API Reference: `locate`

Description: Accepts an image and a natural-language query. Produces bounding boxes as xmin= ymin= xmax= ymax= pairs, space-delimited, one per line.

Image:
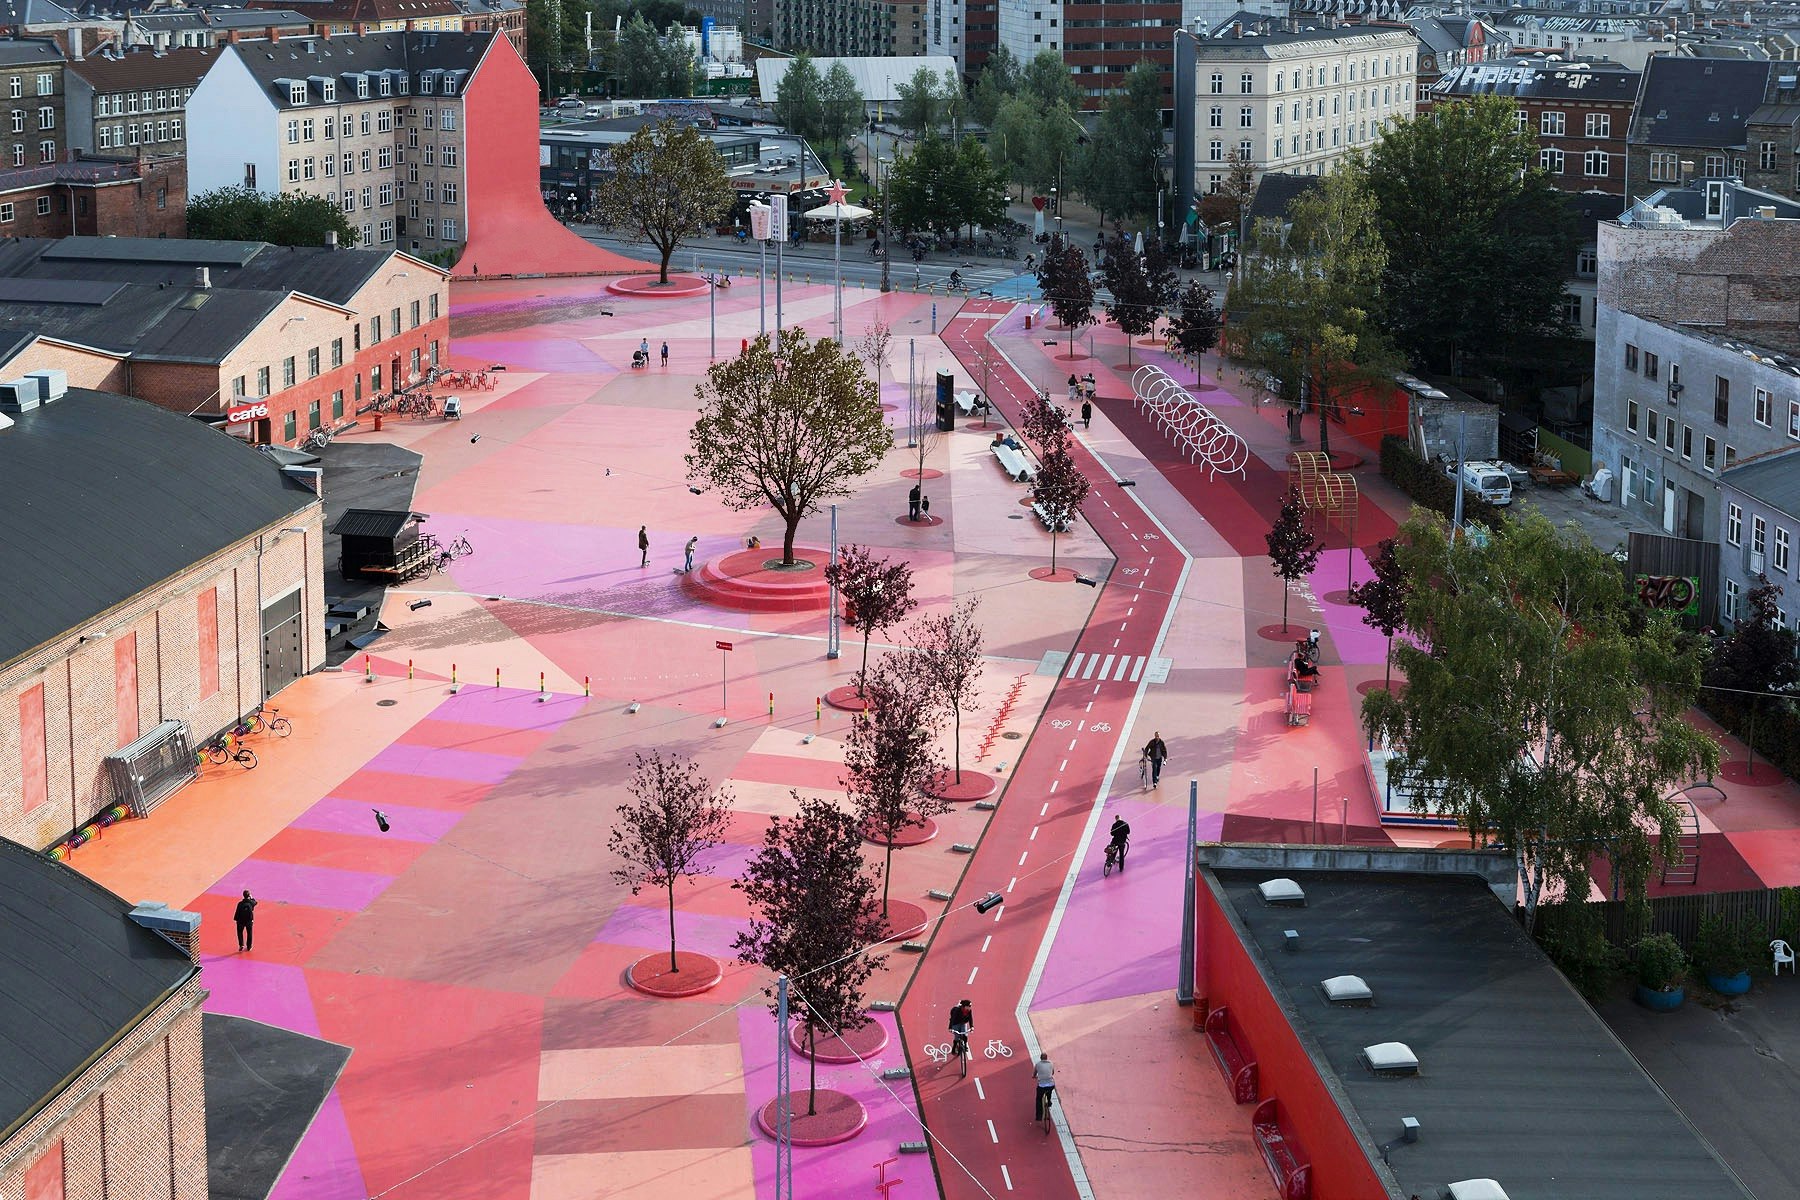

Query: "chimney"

xmin=321 ymin=27 xmax=331 ymax=39
xmin=128 ymin=902 xmax=202 ymax=962
xmin=227 ymin=30 xmax=240 ymax=44
xmin=325 ymin=229 xmax=338 ymax=248
xmin=195 ymin=266 xmax=211 ymax=288
xmin=269 ymin=27 xmax=281 ymax=43
xmin=1233 ymin=20 xmax=1243 ymax=37
xmin=70 ymin=27 xmax=83 ymax=60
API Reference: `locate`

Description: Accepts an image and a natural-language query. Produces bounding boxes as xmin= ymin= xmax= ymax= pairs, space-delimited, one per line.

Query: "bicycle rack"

xmin=974 ymin=673 xmax=1028 ymax=762
xmin=1130 ymin=365 xmax=1248 ymax=481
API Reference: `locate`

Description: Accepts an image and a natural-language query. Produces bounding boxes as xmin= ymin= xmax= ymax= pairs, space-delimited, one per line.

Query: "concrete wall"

xmin=186 ymin=47 xmax=277 ymax=195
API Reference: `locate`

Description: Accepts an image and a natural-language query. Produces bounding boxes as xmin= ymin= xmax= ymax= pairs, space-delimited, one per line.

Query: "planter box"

xmin=1705 ymin=970 xmax=1752 ymax=996
xmin=1635 ymin=984 xmax=1685 ymax=1012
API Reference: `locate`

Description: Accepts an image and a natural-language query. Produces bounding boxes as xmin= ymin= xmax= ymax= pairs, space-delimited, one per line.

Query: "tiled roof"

xmin=223 ymin=29 xmax=498 ymax=109
xmin=66 ymin=46 xmax=218 ymax=93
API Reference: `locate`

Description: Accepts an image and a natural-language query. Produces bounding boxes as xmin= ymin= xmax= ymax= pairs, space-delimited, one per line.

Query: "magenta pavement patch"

xmin=1029 ymin=804 xmax=1225 ymax=1012
xmin=268 ymin=1091 xmax=369 ymax=1200
xmin=199 ymin=959 xmax=324 ymax=1038
xmin=295 ymin=797 xmax=464 ymax=844
xmin=593 ymin=904 xmax=751 ymax=960
xmin=1306 ymin=548 xmax=1391 ymax=666
xmin=210 ymin=859 xmax=395 ymax=914
xmin=363 ymin=743 xmax=522 ymax=785
xmin=429 ymin=686 xmax=582 ymax=730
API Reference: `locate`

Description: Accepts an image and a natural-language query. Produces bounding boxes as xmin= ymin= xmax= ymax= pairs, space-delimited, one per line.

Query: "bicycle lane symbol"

xmin=982 ymin=1039 xmax=1013 ymax=1059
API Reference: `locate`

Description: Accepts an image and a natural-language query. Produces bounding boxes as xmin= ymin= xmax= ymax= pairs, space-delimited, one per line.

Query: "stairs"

xmin=1660 ymin=797 xmax=1702 ymax=886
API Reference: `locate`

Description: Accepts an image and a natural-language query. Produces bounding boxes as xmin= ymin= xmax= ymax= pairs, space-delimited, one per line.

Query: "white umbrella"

xmin=803 ymin=181 xmax=874 ymax=344
xmin=1134 ymin=230 xmax=1145 ymax=255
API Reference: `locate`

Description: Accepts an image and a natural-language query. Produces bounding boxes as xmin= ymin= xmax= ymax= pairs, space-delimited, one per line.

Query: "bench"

xmin=992 ymin=442 xmax=1034 ymax=482
xmin=1204 ymin=1007 xmax=1259 ymax=1104
xmin=1251 ymin=1098 xmax=1312 ymax=1200
xmin=1032 ymin=501 xmax=1073 ymax=532
xmin=953 ymin=390 xmax=984 ymax=416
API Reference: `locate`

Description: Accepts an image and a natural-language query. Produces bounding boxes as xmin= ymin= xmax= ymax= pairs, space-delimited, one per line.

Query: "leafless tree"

xmin=608 ymin=751 xmax=735 ymax=973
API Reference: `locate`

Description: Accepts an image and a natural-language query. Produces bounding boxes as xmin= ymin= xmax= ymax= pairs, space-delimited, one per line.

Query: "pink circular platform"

xmin=825 ymin=684 xmax=869 ymax=712
xmin=626 ymin=951 xmax=723 ymax=998
xmin=875 ymin=899 xmax=929 ymax=941
xmin=788 ymin=1014 xmax=890 ymax=1062
xmin=895 ymin=514 xmax=946 ymax=528
xmin=1030 ymin=567 xmax=1076 ymax=583
xmin=1320 ymin=590 xmax=1355 ymax=607
xmin=1257 ymin=624 xmax=1309 ymax=643
xmin=1356 ymin=680 xmax=1397 ymax=698
xmin=901 ymin=468 xmax=945 ymax=480
xmin=861 ymin=814 xmax=938 ymax=847
xmin=681 ymin=547 xmax=831 ymax=613
xmin=1019 ymin=496 xmax=1039 ymax=509
xmin=755 ymin=1090 xmax=868 ymax=1146
xmin=926 ymin=770 xmax=997 ymax=801
xmin=1720 ymin=760 xmax=1783 ymax=787
xmin=1053 ymin=351 xmax=1091 ymax=362
xmin=605 ymin=273 xmax=712 ymax=298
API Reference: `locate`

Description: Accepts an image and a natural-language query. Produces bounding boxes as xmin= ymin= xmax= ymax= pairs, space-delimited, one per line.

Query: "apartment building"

xmin=1718 ymin=449 xmax=1800 ymax=628
xmin=187 ymin=30 xmax=498 ymax=257
xmin=245 ymin=0 xmax=467 ymax=36
xmin=63 ymin=43 xmax=214 ymax=159
xmin=998 ymin=0 xmax=1183 ymax=112
xmin=1187 ymin=21 xmax=1418 ymax=194
xmin=1625 ymin=56 xmax=1770 ymax=200
xmin=129 ymin=11 xmax=315 ymax=51
xmin=0 ymin=38 xmax=64 ymax=171
xmin=772 ymin=0 xmax=892 ymax=57
xmin=1431 ymin=60 xmax=1639 ymax=195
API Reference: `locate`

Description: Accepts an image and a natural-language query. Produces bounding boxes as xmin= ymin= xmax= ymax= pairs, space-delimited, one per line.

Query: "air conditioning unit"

xmin=0 ymin=379 xmax=38 ymax=411
xmin=1750 ymin=550 xmax=1766 ymax=574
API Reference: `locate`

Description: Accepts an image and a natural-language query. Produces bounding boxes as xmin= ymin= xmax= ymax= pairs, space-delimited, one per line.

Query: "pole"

xmin=721 ymin=643 xmax=729 ymax=715
xmin=907 ymin=339 xmax=917 ymax=449
xmin=1311 ymin=766 xmax=1319 ymax=843
xmin=775 ymin=976 xmax=792 ymax=1199
xmin=826 ymin=503 xmax=841 ymax=659
xmin=759 ymin=238 xmax=767 ymax=337
xmin=1177 ymin=782 xmax=1197 ymax=1006
xmin=833 ymin=203 xmax=843 ymax=345
xmin=1452 ymin=411 xmax=1467 ymax=533
xmin=709 ymin=273 xmax=716 ymax=359
xmin=774 ymin=195 xmax=786 ymax=354
xmin=880 ymin=157 xmax=892 ymax=293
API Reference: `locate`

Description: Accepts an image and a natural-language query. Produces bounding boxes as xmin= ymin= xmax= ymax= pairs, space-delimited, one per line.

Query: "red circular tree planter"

xmin=1257 ymin=624 xmax=1310 ymax=643
xmin=875 ymin=900 xmax=929 ymax=941
xmin=626 ymin=951 xmax=724 ymax=998
xmin=861 ymin=815 xmax=938 ymax=847
xmin=605 ymin=274 xmax=712 ymax=299
xmin=755 ymin=1091 xmax=868 ymax=1146
xmin=926 ymin=771 xmax=997 ymax=801
xmin=825 ymin=684 xmax=869 ymax=712
xmin=787 ymin=1015 xmax=889 ymax=1062
xmin=1720 ymin=760 xmax=1782 ymax=786
xmin=681 ymin=547 xmax=832 ymax=613
xmin=894 ymin=514 xmax=946 ymax=528
xmin=1030 ymin=567 xmax=1077 ymax=583
xmin=900 ymin=468 xmax=944 ymax=480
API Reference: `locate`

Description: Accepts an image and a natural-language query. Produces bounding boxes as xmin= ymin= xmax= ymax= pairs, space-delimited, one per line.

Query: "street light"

xmin=879 ymin=156 xmax=893 ymax=294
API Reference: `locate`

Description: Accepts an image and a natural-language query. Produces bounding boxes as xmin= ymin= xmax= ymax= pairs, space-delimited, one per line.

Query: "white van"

xmin=1444 ymin=460 xmax=1514 ymax=506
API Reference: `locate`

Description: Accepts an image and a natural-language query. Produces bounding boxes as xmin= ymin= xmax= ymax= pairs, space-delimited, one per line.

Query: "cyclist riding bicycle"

xmin=1033 ymin=1053 xmax=1056 ymax=1121
xmin=948 ymin=269 xmax=964 ymax=291
xmin=1107 ymin=816 xmax=1132 ymax=872
xmin=948 ymin=999 xmax=973 ymax=1058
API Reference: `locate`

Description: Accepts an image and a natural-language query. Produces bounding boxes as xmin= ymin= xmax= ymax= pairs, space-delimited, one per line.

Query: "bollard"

xmin=496 ymin=667 xmax=501 ymax=689
xmin=816 ymin=695 xmax=822 ymax=721
xmin=450 ymin=662 xmax=460 ymax=694
xmin=364 ymin=655 xmax=373 ymax=683
xmin=407 ymin=658 xmax=414 ymax=680
xmin=584 ymin=675 xmax=591 ymax=698
xmin=538 ymin=671 xmax=549 ymax=703
xmin=768 ymin=691 xmax=774 ymax=717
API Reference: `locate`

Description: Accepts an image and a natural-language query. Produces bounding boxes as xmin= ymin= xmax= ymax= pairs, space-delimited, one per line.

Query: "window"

xmin=1643 ymin=351 xmax=1659 ymax=382
xmin=1209 ymin=140 xmax=1222 ymax=162
xmin=1584 ymin=151 xmax=1609 ymax=177
xmin=0 ymin=202 xmax=12 ymax=223
xmin=1779 ymin=527 xmax=1792 ymax=575
xmin=307 ymin=347 xmax=320 ymax=378
xmin=440 ymin=109 xmax=455 ymax=132
xmin=244 ymin=162 xmax=256 ymax=188
xmin=1210 ymin=105 xmax=1222 ymax=128
xmin=1756 ymin=387 xmax=1773 ymax=426
xmin=441 ymin=181 xmax=457 ymax=205
xmin=377 ymin=109 xmax=393 ymax=134
xmin=1753 ymin=515 xmax=1767 ymax=557
xmin=410 ymin=348 xmax=421 ymax=377
xmin=1650 ymin=151 xmax=1679 ymax=181
xmin=377 ymin=145 xmax=392 ymax=170
xmin=341 ymin=151 xmax=354 ymax=175
xmin=340 ymin=189 xmax=354 ymax=213
xmin=6 ymin=109 xmax=18 ymax=134
xmin=288 ymin=159 xmax=301 ymax=184
xmin=1790 ymin=398 xmax=1800 ymax=440
xmin=424 ymin=217 xmax=438 ymax=239
xmin=1682 ymin=425 xmax=1693 ymax=459
xmin=257 ymin=366 xmax=271 ymax=396
xmin=1275 ymin=72 xmax=1284 ymax=92
xmin=360 ymin=185 xmax=372 ymax=210
xmin=1714 ymin=376 xmax=1730 ymax=424
xmin=378 ymin=182 xmax=393 ymax=206
xmin=287 ymin=119 xmax=300 ymax=144
xmin=1210 ymin=72 xmax=1223 ymax=94
xmin=5 ymin=77 xmax=17 ymax=99
xmin=1562 ymin=295 xmax=1582 ymax=326
xmin=441 ymin=218 xmax=457 ymax=241
xmin=1705 ymin=154 xmax=1726 ymax=177
xmin=1627 ymin=399 xmax=1640 ymax=433
xmin=378 ymin=74 xmax=392 ymax=97
xmin=1240 ymin=106 xmax=1253 ymax=127
xmin=37 ymin=138 xmax=52 ymax=163
xmin=430 ymin=339 xmax=439 ymax=366
xmin=1516 ymin=108 xmax=1529 ymax=132
xmin=10 ymin=146 xmax=21 ymax=168
xmin=307 ymin=397 xmax=321 ymax=430
xmin=1275 ymin=104 xmax=1283 ymax=126
xmin=423 ymin=144 xmax=435 ymax=165
xmin=1648 ymin=410 xmax=1660 ymax=443
xmin=410 ymin=299 xmax=420 ymax=328
xmin=35 ymin=73 xmax=52 ymax=96
xmin=389 ymin=306 xmax=401 ymax=335
xmin=1705 ymin=436 xmax=1717 ymax=472
xmin=1586 ymin=112 xmax=1611 ymax=138
xmin=1241 ymin=73 xmax=1254 ymax=94
xmin=441 ymin=144 xmax=456 ymax=167
xmin=378 ymin=219 xmax=394 ymax=244
xmin=1665 ymin=416 xmax=1677 ymax=452
xmin=1624 ymin=344 xmax=1639 ymax=372
xmin=1575 ymin=248 xmax=1597 ymax=276
xmin=1239 ymin=140 xmax=1253 ymax=160
xmin=37 ymin=106 xmax=51 ymax=130
xmin=1539 ymin=148 xmax=1564 ymax=173
xmin=322 ymin=79 xmax=336 ymax=102
xmin=1725 ymin=578 xmax=1740 ymax=623
xmin=360 ymin=112 xmax=371 ymax=136
xmin=232 ymin=375 xmax=246 ymax=398
xmin=429 ymin=293 xmax=439 ymax=321
xmin=332 ymin=390 xmax=344 ymax=419
xmin=1727 ymin=503 xmax=1743 ymax=547
xmin=355 ymin=75 xmax=370 ymax=99
xmin=324 ymin=155 xmax=335 ymax=178
xmin=360 ymin=149 xmax=372 ymax=172
xmin=282 ymin=356 xmax=296 ymax=388
xmin=1762 ymin=140 xmax=1778 ymax=170
xmin=423 ymin=108 xmax=435 ymax=130
xmin=289 ymin=81 xmax=307 ymax=105
xmin=302 ymin=157 xmax=315 ymax=180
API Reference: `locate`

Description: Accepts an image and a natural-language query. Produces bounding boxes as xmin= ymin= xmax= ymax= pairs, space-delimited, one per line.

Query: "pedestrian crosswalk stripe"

xmin=1061 ymin=652 xmax=1160 ymax=684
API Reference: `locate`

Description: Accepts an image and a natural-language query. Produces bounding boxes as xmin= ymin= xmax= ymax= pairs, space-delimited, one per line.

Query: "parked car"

xmin=1443 ymin=459 xmax=1514 ymax=507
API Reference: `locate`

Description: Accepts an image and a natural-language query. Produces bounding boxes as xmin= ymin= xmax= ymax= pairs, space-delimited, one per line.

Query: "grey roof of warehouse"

xmin=0 ymin=836 xmax=198 ymax=1143
xmin=1629 ymin=56 xmax=1771 ymax=147
xmin=1203 ymin=860 xmax=1755 ymax=1199
xmin=0 ymin=388 xmax=318 ymax=669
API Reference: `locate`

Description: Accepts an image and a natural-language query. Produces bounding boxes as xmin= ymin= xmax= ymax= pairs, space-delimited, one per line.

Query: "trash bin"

xmin=1025 ymin=312 xmax=1033 ymax=330
xmin=373 ymin=412 xmax=383 ymax=432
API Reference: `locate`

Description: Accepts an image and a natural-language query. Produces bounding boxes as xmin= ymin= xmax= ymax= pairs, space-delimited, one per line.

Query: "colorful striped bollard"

xmin=584 ymin=676 xmax=591 ymax=698
xmin=364 ymin=655 xmax=373 ymax=683
xmin=408 ymin=658 xmax=414 ymax=680
xmin=538 ymin=671 xmax=549 ymax=703
xmin=816 ymin=695 xmax=821 ymax=721
xmin=450 ymin=663 xmax=460 ymax=694
xmin=495 ymin=667 xmax=501 ymax=689
xmin=768 ymin=691 xmax=774 ymax=718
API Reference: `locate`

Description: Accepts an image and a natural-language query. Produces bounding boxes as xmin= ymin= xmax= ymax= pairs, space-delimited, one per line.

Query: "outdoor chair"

xmin=1774 ymin=939 xmax=1795 ymax=976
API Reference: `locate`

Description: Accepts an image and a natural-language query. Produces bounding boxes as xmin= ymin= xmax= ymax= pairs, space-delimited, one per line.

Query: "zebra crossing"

xmin=1036 ymin=650 xmax=1172 ymax=684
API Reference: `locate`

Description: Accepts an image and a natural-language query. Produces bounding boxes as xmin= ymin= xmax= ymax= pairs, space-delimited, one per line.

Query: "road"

xmin=899 ymin=301 xmax=1189 ymax=1200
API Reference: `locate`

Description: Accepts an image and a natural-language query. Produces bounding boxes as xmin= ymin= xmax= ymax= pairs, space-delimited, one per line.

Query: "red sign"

xmin=716 ymin=641 xmax=734 ymax=651
xmin=1032 ymin=195 xmax=1047 ymax=212
xmin=226 ymin=402 xmax=270 ymax=423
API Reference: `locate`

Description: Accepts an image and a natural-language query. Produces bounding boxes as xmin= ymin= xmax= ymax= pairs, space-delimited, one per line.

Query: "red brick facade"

xmin=0 ymin=154 xmax=186 ymax=238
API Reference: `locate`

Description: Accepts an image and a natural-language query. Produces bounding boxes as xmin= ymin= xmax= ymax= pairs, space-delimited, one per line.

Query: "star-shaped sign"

xmin=827 ymin=179 xmax=848 ymax=206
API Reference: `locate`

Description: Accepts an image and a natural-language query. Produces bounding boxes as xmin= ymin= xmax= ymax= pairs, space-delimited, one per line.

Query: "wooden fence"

xmin=1538 ymin=887 xmax=1797 ymax=953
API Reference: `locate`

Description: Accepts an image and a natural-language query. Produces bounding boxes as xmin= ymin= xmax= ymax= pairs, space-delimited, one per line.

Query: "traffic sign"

xmin=716 ymin=640 xmax=734 ymax=651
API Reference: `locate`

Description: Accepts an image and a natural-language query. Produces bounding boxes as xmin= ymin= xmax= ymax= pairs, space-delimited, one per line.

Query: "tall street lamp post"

xmin=879 ymin=156 xmax=892 ymax=293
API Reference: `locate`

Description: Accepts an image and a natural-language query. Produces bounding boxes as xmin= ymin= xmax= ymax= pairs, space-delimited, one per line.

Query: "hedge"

xmin=1379 ymin=436 xmax=1509 ymax=530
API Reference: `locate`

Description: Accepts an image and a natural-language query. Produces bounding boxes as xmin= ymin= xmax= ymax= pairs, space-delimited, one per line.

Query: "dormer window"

xmin=378 ymin=74 xmax=392 ymax=97
xmin=396 ymin=74 xmax=409 ymax=95
xmin=356 ymin=76 xmax=370 ymax=99
xmin=322 ymin=79 xmax=336 ymax=102
xmin=421 ymin=73 xmax=434 ymax=94
xmin=442 ymin=75 xmax=456 ymax=96
xmin=289 ymin=81 xmax=307 ymax=105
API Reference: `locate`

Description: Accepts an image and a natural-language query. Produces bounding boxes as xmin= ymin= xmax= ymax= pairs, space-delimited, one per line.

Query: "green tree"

xmin=842 ymin=651 xmax=949 ymax=917
xmin=887 ymin=135 xmax=959 ymax=239
xmin=1362 ymin=510 xmax=1720 ymax=928
xmin=773 ymin=51 xmax=825 ymax=143
xmin=1363 ymin=95 xmax=1578 ymax=378
xmin=1099 ymin=232 xmax=1159 ymax=366
xmin=820 ymin=61 xmax=865 ymax=153
xmin=897 ymin=65 xmax=943 ymax=141
xmin=1021 ymin=49 xmax=1081 ymax=113
xmin=970 ymin=44 xmax=1021 ymax=126
xmin=607 ymin=750 xmax=733 ymax=973
xmin=658 ymin=25 xmax=695 ymax=98
xmin=617 ymin=15 xmax=665 ymax=99
xmin=528 ymin=0 xmax=590 ymax=98
xmin=1265 ymin=488 xmax=1322 ymax=633
xmin=1706 ymin=576 xmax=1800 ymax=761
xmin=946 ymin=136 xmax=1009 ymax=240
xmin=1229 ymin=163 xmax=1394 ymax=457
xmin=733 ymin=794 xmax=886 ymax=1114
xmin=187 ymin=186 xmax=357 ymax=247
xmin=592 ymin=117 xmax=733 ymax=282
xmin=687 ymin=330 xmax=892 ymax=565
xmin=1079 ymin=61 xmax=1162 ymax=226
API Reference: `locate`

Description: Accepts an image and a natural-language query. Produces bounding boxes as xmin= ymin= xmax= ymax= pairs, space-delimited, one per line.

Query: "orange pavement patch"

xmin=539 ymin=1043 xmax=744 ymax=1102
xmin=529 ymin=1147 xmax=755 ymax=1200
xmin=254 ymin=826 xmax=433 ymax=877
xmin=189 ymin=892 xmax=352 ymax=967
xmin=731 ymin=751 xmax=853 ymax=791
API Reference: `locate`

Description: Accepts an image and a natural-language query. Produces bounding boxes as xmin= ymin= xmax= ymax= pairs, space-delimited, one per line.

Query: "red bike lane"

xmin=897 ymin=302 xmax=1187 ymax=1200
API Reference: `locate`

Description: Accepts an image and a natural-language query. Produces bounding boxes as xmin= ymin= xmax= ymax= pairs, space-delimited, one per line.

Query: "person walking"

xmin=908 ymin=483 xmax=922 ymax=522
xmin=683 ymin=536 xmax=698 ymax=573
xmin=638 ymin=525 xmax=650 ymax=568
xmin=1142 ymin=731 xmax=1168 ymax=787
xmin=1080 ymin=398 xmax=1093 ymax=430
xmin=234 ymin=890 xmax=257 ymax=952
xmin=1067 ymin=373 xmax=1079 ymax=403
xmin=1033 ymin=1053 xmax=1057 ymax=1121
xmin=639 ymin=338 xmax=650 ymax=362
xmin=660 ymin=341 xmax=669 ymax=368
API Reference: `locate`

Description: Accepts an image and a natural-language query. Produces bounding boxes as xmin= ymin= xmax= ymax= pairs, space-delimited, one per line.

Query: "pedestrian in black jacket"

xmin=234 ymin=890 xmax=257 ymax=951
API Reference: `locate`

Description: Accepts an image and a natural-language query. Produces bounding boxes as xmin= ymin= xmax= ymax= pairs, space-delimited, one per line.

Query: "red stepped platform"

xmin=680 ymin=547 xmax=832 ymax=613
xmin=626 ymin=951 xmax=723 ymax=997
xmin=926 ymin=770 xmax=997 ymax=802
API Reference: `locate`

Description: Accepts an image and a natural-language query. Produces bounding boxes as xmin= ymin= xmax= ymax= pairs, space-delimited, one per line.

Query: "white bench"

xmin=953 ymin=390 xmax=984 ymax=416
xmin=1032 ymin=501 xmax=1073 ymax=532
xmin=992 ymin=442 xmax=1035 ymax=482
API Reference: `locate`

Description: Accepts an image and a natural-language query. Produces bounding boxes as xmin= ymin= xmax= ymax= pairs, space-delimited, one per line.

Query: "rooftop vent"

xmin=1321 ymin=975 xmax=1374 ymax=1005
xmin=1258 ymin=878 xmax=1306 ymax=906
xmin=1362 ymin=1041 xmax=1419 ymax=1076
xmin=1446 ymin=1182 xmax=1510 ymax=1200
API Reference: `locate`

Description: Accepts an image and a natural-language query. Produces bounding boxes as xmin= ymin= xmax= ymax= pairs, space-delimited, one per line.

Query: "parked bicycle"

xmin=202 ymin=733 xmax=258 ymax=770
xmin=434 ymin=533 xmax=474 ymax=570
xmin=368 ymin=393 xmax=392 ymax=413
xmin=300 ymin=427 xmax=332 ymax=452
xmin=246 ymin=703 xmax=293 ymax=737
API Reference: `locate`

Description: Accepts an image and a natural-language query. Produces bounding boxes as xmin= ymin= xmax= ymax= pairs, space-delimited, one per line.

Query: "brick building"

xmin=0 ymin=153 xmax=185 ymax=237
xmin=0 ymin=236 xmax=450 ymax=444
xmin=453 ymin=0 xmax=526 ymax=57
xmin=0 ymin=37 xmax=65 ymax=171
xmin=998 ymin=0 xmax=1184 ymax=114
xmin=0 ymin=840 xmax=207 ymax=1199
xmin=1431 ymin=60 xmax=1639 ymax=195
xmin=245 ymin=0 xmax=467 ymax=35
xmin=1625 ymin=56 xmax=1774 ymax=199
xmin=64 ymin=41 xmax=214 ymax=158
xmin=128 ymin=10 xmax=315 ymax=51
xmin=0 ymin=383 xmax=324 ymax=851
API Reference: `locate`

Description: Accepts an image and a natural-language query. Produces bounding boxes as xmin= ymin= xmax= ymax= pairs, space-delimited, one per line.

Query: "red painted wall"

xmin=1196 ymin=880 xmax=1387 ymax=1200
xmin=198 ymin=587 xmax=219 ymax=701
xmin=459 ymin=36 xmax=645 ymax=280
xmin=19 ymin=683 xmax=47 ymax=814
xmin=24 ymin=1140 xmax=62 ymax=1200
xmin=114 ymin=632 xmax=139 ymax=748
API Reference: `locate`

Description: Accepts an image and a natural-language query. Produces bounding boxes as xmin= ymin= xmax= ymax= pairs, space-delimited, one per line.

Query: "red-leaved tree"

xmin=608 ymin=750 xmax=735 ymax=973
xmin=842 ymin=652 xmax=949 ymax=916
xmin=825 ymin=544 xmax=917 ymax=692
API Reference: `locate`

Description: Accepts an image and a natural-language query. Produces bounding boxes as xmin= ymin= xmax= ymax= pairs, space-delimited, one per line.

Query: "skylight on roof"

xmin=1321 ymin=975 xmax=1372 ymax=1005
xmin=1447 ymin=1182 xmax=1510 ymax=1200
xmin=1258 ymin=878 xmax=1305 ymax=906
xmin=1362 ymin=1041 xmax=1419 ymax=1076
